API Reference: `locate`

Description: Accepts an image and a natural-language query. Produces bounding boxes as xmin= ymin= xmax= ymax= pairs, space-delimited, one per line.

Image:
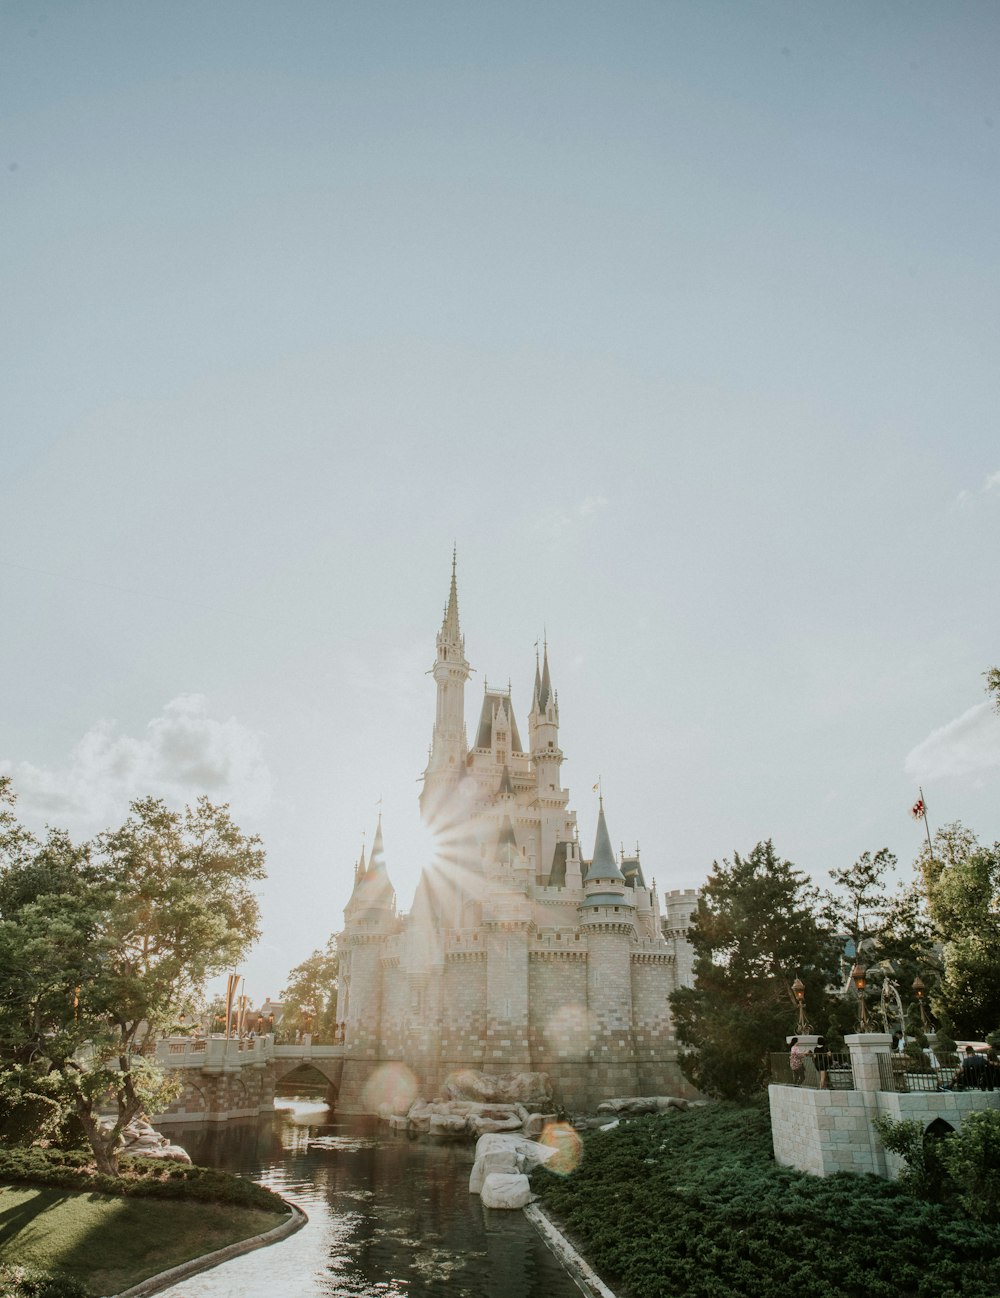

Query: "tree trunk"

xmin=74 ymin=1095 xmax=131 ymax=1176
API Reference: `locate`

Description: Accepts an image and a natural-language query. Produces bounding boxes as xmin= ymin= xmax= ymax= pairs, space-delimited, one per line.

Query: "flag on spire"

xmin=910 ymin=798 xmax=926 ymax=820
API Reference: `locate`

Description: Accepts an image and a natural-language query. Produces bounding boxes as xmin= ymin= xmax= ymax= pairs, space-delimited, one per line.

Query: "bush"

xmin=530 ymin=1103 xmax=1000 ymax=1298
xmin=0 ymin=1265 xmax=88 ymax=1298
xmin=0 ymin=1147 xmax=287 ymax=1215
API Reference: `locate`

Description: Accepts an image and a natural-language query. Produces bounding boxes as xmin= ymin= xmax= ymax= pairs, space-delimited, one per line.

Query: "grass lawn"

xmin=0 ymin=1184 xmax=286 ymax=1296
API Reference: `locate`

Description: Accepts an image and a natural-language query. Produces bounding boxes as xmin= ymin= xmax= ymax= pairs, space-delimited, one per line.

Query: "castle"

xmin=334 ymin=559 xmax=699 ymax=1113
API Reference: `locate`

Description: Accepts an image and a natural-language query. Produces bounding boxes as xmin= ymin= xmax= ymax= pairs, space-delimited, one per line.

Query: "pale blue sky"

xmin=2 ymin=1 xmax=998 ymax=1001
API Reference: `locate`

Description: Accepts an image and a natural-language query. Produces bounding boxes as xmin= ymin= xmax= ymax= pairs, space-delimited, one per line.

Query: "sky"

xmin=2 ymin=1 xmax=998 ymax=1005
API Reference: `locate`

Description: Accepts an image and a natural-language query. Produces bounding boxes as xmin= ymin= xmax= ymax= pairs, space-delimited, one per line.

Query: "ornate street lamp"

xmin=912 ymin=975 xmax=930 ymax=1032
xmin=791 ymin=976 xmax=810 ymax=1034
xmin=851 ymin=964 xmax=869 ymax=1031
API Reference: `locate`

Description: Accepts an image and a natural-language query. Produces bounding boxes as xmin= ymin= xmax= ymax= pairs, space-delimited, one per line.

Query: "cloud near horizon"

xmin=904 ymin=701 xmax=1000 ymax=782
xmin=1 ymin=695 xmax=272 ymax=836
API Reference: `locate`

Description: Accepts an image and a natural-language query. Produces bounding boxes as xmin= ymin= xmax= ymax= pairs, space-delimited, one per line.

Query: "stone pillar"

xmin=845 ymin=1032 xmax=893 ymax=1177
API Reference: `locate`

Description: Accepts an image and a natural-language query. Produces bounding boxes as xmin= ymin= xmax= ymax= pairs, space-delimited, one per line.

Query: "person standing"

xmin=789 ymin=1037 xmax=807 ymax=1085
xmin=813 ymin=1036 xmax=831 ymax=1090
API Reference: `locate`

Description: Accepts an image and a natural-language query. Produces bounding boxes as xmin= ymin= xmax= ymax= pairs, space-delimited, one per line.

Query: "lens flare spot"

xmin=539 ymin=1121 xmax=582 ymax=1175
xmin=362 ymin=1063 xmax=419 ymax=1116
xmin=545 ymin=1002 xmax=589 ymax=1042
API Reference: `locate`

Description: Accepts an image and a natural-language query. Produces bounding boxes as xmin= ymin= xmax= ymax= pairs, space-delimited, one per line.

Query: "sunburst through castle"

xmin=334 ymin=557 xmax=699 ymax=1113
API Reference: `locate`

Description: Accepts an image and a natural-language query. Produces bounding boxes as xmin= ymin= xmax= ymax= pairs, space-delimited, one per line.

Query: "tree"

xmin=986 ymin=666 xmax=1000 ymax=714
xmin=823 ymin=848 xmax=896 ymax=965
xmin=916 ymin=822 xmax=1000 ymax=1038
xmin=669 ymin=840 xmax=838 ymax=1101
xmin=280 ymin=936 xmax=339 ymax=1040
xmin=0 ymin=780 xmax=266 ymax=1172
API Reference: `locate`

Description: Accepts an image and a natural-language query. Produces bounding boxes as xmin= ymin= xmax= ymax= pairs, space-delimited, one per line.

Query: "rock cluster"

xmin=596 ymin=1095 xmax=688 ymax=1117
xmin=469 ymin=1132 xmax=559 ymax=1209
xmin=116 ymin=1117 xmax=192 ymax=1163
xmin=384 ymin=1096 xmax=558 ymax=1140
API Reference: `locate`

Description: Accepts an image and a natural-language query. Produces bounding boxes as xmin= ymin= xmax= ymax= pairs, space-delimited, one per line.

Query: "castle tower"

xmin=420 ymin=551 xmax=471 ymax=822
xmin=580 ymin=799 xmax=639 ymax=1097
xmin=337 ymin=816 xmax=398 ymax=1110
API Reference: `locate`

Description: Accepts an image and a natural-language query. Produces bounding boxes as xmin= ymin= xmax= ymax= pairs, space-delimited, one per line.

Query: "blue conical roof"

xmin=583 ymin=800 xmax=625 ymax=883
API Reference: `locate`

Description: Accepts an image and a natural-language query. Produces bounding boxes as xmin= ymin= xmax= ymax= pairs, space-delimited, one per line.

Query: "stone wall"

xmin=769 ymin=1033 xmax=1000 ymax=1180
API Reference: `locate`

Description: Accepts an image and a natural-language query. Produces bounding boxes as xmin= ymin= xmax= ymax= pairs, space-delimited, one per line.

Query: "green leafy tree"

xmin=917 ymin=823 xmax=1000 ymax=1037
xmin=280 ymin=936 xmax=339 ymax=1040
xmin=669 ymin=840 xmax=838 ymax=1100
xmin=0 ymin=779 xmax=266 ymax=1173
xmin=986 ymin=666 xmax=1000 ymax=713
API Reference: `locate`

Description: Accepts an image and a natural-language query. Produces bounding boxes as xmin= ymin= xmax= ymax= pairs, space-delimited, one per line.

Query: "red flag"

xmin=910 ymin=799 xmax=925 ymax=820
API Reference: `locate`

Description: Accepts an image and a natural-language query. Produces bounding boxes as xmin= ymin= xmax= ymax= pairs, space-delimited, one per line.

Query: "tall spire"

xmin=538 ymin=640 xmax=553 ymax=711
xmin=441 ymin=544 xmax=461 ymax=646
xmin=422 ymin=550 xmax=472 ymax=816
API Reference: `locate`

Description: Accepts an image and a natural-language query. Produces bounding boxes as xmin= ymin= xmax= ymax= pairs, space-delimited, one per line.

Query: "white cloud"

xmin=1 ymin=695 xmax=272 ymax=836
xmin=537 ymin=494 xmax=609 ymax=537
xmin=904 ymin=701 xmax=1000 ymax=782
xmin=955 ymin=468 xmax=1000 ymax=508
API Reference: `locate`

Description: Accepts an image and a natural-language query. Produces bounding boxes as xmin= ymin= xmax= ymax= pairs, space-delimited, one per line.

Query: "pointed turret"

xmin=584 ymin=798 xmax=626 ymax=883
xmin=421 ymin=552 xmax=472 ymax=817
xmin=346 ymin=815 xmax=396 ymax=923
xmin=538 ymin=642 xmax=553 ymax=712
xmin=354 ymin=842 xmax=367 ymax=887
xmin=441 ymin=546 xmax=462 ymax=648
xmin=498 ymin=764 xmax=514 ymax=797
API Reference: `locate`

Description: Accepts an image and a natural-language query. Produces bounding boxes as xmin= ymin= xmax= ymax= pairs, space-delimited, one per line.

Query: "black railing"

xmin=770 ymin=1052 xmax=855 ymax=1090
xmin=876 ymin=1051 xmax=1000 ymax=1093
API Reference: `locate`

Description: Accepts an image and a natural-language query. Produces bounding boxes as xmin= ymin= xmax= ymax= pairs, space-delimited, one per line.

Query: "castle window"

xmin=548 ymin=741 xmax=553 ymax=749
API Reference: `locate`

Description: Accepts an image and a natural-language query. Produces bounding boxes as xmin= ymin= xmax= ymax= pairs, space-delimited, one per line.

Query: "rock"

xmin=469 ymin=1148 xmax=520 ymax=1193
xmin=522 ymin=1112 xmax=556 ymax=1139
xmin=469 ymin=1134 xmax=565 ymax=1195
xmin=480 ymin=1172 xmax=532 ymax=1209
xmin=443 ymin=1069 xmax=552 ymax=1109
xmin=388 ymin=1115 xmax=410 ymax=1131
xmin=429 ymin=1114 xmax=468 ymax=1137
xmin=596 ymin=1096 xmax=688 ymax=1117
xmin=468 ymin=1115 xmax=523 ymax=1136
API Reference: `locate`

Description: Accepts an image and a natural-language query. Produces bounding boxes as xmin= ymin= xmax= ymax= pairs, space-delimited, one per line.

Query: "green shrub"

xmin=0 ymin=1264 xmax=88 ymax=1298
xmin=0 ymin=1147 xmax=286 ymax=1215
xmin=530 ymin=1103 xmax=1000 ymax=1298
xmin=937 ymin=1110 xmax=1000 ymax=1223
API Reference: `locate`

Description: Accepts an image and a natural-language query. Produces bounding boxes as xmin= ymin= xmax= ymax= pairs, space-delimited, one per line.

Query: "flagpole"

xmin=919 ymin=786 xmax=933 ymax=855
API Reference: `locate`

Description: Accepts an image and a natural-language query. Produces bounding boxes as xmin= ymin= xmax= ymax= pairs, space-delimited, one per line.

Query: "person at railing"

xmin=813 ymin=1036 xmax=831 ymax=1090
xmin=789 ymin=1037 xmax=807 ymax=1085
xmin=945 ymin=1045 xmax=991 ymax=1091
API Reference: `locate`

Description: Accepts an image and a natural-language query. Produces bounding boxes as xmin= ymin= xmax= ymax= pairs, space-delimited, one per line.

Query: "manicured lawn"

xmin=0 ymin=1184 xmax=285 ymax=1296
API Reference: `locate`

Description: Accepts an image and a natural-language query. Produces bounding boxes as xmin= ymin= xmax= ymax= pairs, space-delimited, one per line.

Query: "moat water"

xmin=163 ymin=1101 xmax=585 ymax=1298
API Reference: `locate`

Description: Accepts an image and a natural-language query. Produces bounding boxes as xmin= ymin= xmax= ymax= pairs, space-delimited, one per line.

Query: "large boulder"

xmin=468 ymin=1114 xmax=523 ymax=1137
xmin=480 ymin=1172 xmax=532 ymax=1210
xmin=596 ymin=1096 xmax=688 ymax=1117
xmin=443 ymin=1069 xmax=552 ymax=1109
xmin=429 ymin=1113 xmax=468 ymax=1137
xmin=469 ymin=1132 xmax=559 ymax=1192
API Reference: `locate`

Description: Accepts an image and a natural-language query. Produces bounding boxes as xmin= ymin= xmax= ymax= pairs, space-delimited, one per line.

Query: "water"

xmin=162 ymin=1102 xmax=585 ymax=1298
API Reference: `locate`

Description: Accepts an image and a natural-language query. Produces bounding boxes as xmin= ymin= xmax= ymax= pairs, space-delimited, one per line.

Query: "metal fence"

xmin=875 ymin=1050 xmax=999 ymax=1093
xmin=770 ymin=1052 xmax=855 ymax=1090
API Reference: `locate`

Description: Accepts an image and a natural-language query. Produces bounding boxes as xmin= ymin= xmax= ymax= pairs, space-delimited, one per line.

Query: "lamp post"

xmin=851 ymin=964 xmax=869 ymax=1032
xmin=792 ymin=976 xmax=810 ymax=1034
xmin=912 ymin=975 xmax=930 ymax=1032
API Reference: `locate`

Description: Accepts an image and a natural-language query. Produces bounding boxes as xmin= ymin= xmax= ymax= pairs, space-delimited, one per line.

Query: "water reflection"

xmin=164 ymin=1102 xmax=583 ymax=1297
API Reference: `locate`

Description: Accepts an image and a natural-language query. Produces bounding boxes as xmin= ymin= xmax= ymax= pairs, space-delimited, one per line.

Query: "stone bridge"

xmin=152 ymin=1035 xmax=344 ymax=1124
